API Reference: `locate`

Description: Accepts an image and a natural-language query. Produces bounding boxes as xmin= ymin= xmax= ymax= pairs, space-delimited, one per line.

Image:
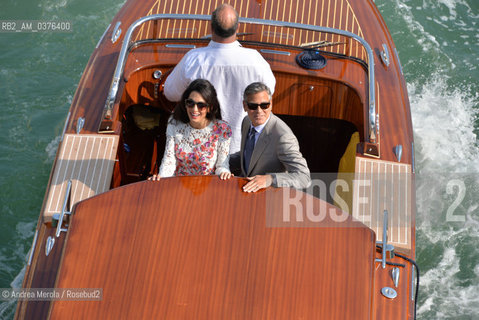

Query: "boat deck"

xmin=49 ymin=177 xmax=376 ymax=319
xmin=43 ymin=134 xmax=119 ymax=221
xmin=353 ymin=157 xmax=413 ymax=250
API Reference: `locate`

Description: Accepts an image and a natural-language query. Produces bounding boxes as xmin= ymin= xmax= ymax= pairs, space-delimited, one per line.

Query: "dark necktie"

xmin=243 ymin=127 xmax=257 ymax=174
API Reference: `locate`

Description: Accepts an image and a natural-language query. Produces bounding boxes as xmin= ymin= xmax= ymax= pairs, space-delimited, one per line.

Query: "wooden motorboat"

xmin=16 ymin=0 xmax=418 ymax=319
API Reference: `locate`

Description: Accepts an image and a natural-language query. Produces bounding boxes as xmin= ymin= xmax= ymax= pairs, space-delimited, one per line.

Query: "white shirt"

xmin=164 ymin=40 xmax=276 ymax=153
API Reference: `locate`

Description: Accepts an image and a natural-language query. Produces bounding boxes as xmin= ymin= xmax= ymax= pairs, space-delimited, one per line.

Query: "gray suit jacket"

xmin=232 ymin=113 xmax=311 ymax=189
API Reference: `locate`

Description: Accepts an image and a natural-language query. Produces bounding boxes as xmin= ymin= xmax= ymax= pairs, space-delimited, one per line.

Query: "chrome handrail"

xmin=103 ymin=14 xmax=377 ymax=142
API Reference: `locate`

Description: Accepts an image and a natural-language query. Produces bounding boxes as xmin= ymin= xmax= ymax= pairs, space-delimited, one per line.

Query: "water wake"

xmin=410 ymin=75 xmax=479 ymax=318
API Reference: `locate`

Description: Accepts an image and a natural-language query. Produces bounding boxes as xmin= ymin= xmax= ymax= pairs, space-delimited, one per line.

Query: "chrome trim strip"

xmin=411 ymin=142 xmax=415 ymax=174
xmin=104 ymin=14 xmax=377 ymax=142
xmin=393 ymin=47 xmax=403 ymax=75
xmin=27 ymin=229 xmax=39 ymax=265
xmin=61 ymin=111 xmax=71 ymax=141
xmin=96 ymin=24 xmax=111 ymax=49
xmin=260 ymin=49 xmax=291 ymax=56
xmin=411 ymin=264 xmax=415 ymax=300
xmin=165 ymin=44 xmax=196 ymax=49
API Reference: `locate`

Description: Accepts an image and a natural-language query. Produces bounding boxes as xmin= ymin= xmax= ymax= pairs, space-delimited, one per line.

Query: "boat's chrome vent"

xmin=76 ymin=117 xmax=85 ymax=134
xmin=380 ymin=43 xmax=390 ymax=67
xmin=394 ymin=144 xmax=403 ymax=162
xmin=45 ymin=236 xmax=55 ymax=256
xmin=296 ymin=50 xmax=326 ymax=70
xmin=111 ymin=21 xmax=122 ymax=43
xmin=392 ymin=267 xmax=400 ymax=287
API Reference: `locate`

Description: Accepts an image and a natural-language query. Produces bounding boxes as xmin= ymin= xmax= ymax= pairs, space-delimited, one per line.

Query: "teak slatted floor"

xmin=43 ymin=134 xmax=119 ymax=221
xmin=353 ymin=157 xmax=412 ymax=250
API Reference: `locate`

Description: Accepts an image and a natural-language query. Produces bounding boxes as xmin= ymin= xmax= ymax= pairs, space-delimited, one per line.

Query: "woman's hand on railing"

xmin=219 ymin=172 xmax=233 ymax=180
xmin=148 ymin=174 xmax=161 ymax=181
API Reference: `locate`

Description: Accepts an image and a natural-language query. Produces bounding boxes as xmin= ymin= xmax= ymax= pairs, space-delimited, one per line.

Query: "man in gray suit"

xmin=231 ymin=82 xmax=311 ymax=193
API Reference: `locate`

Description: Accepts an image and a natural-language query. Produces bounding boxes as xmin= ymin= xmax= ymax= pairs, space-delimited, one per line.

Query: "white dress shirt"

xmin=164 ymin=40 xmax=276 ymax=153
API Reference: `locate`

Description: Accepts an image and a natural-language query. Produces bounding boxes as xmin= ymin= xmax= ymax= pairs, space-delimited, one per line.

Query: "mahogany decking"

xmin=49 ymin=177 xmax=376 ymax=319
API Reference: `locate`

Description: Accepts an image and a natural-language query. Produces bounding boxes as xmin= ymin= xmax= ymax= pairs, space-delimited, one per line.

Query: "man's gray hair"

xmin=243 ymin=82 xmax=272 ymax=101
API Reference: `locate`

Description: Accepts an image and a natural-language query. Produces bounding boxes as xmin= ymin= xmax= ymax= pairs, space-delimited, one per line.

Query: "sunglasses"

xmin=185 ymin=98 xmax=208 ymax=110
xmin=245 ymin=102 xmax=271 ymax=110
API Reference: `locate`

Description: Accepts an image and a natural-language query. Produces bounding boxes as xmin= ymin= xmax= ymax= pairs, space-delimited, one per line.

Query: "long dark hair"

xmin=173 ymin=79 xmax=222 ymax=123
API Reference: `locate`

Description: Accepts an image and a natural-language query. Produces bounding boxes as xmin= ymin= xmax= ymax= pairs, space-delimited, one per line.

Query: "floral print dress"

xmin=159 ymin=117 xmax=232 ymax=177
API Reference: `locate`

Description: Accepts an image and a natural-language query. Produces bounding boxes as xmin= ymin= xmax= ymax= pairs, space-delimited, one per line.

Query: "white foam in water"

xmin=45 ymin=135 xmax=62 ymax=162
xmin=417 ymin=231 xmax=479 ymax=317
xmin=433 ymin=0 xmax=475 ymax=20
xmin=41 ymin=0 xmax=69 ymax=12
xmin=410 ymin=75 xmax=479 ymax=318
xmin=409 ymin=77 xmax=479 ymax=172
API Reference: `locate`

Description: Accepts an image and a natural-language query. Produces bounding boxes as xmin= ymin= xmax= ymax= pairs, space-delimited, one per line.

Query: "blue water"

xmin=0 ymin=0 xmax=478 ymax=318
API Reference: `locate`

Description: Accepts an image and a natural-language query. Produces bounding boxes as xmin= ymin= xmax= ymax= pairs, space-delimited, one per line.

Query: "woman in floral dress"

xmin=150 ymin=79 xmax=233 ymax=180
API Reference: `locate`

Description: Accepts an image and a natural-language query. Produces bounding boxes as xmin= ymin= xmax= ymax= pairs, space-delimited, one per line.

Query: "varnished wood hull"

xmin=17 ymin=0 xmax=416 ymax=319
xmin=50 ymin=177 xmax=378 ymax=319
